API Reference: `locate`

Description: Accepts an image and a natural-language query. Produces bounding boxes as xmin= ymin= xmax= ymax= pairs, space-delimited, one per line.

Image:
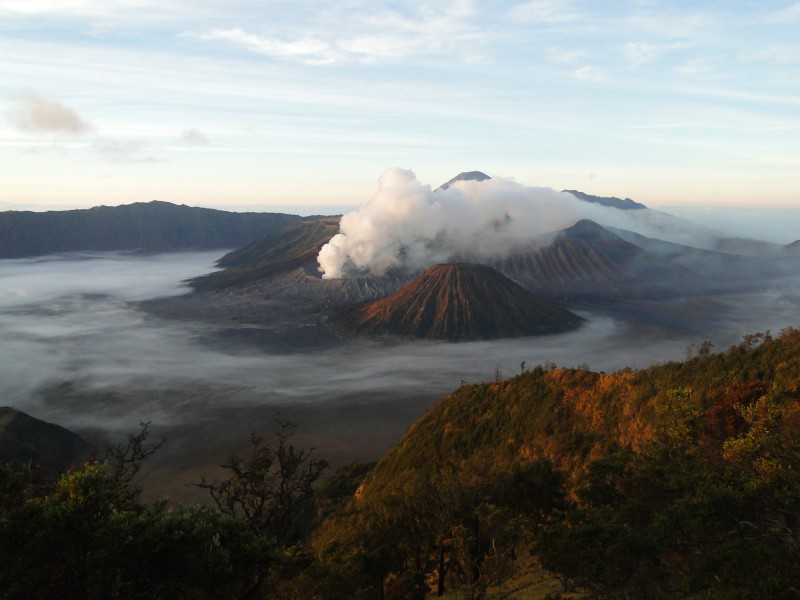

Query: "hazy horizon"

xmin=3 ymin=194 xmax=798 ymax=246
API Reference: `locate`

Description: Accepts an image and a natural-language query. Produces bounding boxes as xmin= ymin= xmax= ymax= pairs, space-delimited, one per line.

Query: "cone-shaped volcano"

xmin=328 ymin=263 xmax=583 ymax=341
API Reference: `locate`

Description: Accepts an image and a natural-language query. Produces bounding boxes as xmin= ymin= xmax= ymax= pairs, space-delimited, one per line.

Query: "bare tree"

xmin=195 ymin=420 xmax=328 ymax=541
xmin=103 ymin=420 xmax=165 ymax=500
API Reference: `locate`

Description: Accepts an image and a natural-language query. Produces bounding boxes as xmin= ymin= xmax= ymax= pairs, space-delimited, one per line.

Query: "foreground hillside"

xmin=0 ymin=201 xmax=303 ymax=257
xmin=4 ymin=328 xmax=798 ymax=599
xmin=314 ymin=328 xmax=800 ymax=599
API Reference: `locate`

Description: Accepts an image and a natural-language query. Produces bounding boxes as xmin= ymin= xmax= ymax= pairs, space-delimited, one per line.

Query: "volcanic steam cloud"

xmin=318 ymin=168 xmax=602 ymax=278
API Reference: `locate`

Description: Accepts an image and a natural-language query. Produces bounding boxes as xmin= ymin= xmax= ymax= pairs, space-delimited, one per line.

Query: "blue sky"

xmin=1 ymin=1 xmax=799 ymax=211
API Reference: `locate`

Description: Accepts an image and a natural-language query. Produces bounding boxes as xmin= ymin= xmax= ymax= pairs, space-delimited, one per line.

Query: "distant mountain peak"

xmin=563 ymin=189 xmax=647 ymax=210
xmin=436 ymin=171 xmax=491 ymax=191
xmin=563 ymin=218 xmax=610 ymax=235
xmin=558 ymin=219 xmax=629 ymax=245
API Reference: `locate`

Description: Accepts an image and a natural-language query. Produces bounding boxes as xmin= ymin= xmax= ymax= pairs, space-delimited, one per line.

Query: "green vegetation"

xmin=312 ymin=327 xmax=800 ymax=599
xmin=2 ymin=328 xmax=800 ymax=598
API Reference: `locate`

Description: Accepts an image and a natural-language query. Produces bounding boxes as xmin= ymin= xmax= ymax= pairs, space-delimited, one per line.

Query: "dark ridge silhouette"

xmin=0 ymin=407 xmax=90 ymax=477
xmin=562 ymin=189 xmax=647 ymax=210
xmin=0 ymin=200 xmax=305 ymax=258
xmin=328 ymin=263 xmax=583 ymax=341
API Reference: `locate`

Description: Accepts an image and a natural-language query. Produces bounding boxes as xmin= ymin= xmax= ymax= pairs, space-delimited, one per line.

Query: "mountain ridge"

xmin=493 ymin=218 xmax=682 ymax=303
xmin=0 ymin=407 xmax=91 ymax=477
xmin=0 ymin=200 xmax=305 ymax=258
xmin=563 ymin=189 xmax=647 ymax=210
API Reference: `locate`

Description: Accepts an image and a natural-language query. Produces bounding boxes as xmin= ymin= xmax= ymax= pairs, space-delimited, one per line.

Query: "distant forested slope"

xmin=0 ymin=201 xmax=306 ymax=257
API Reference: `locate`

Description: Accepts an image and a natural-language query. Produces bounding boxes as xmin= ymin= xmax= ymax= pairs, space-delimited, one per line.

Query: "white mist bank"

xmin=653 ymin=204 xmax=800 ymax=245
xmin=2 ymin=252 xmax=798 ymax=440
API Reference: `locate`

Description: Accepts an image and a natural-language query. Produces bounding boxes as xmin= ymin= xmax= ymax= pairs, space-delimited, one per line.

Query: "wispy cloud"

xmin=179 ymin=128 xmax=209 ymax=145
xmin=93 ymin=136 xmax=158 ymax=162
xmin=549 ymin=48 xmax=587 ymax=64
xmin=6 ymin=90 xmax=92 ymax=135
xmin=5 ymin=89 xmax=161 ymax=162
xmin=192 ymin=2 xmax=488 ymax=65
xmin=623 ymin=41 xmax=690 ymax=69
xmin=762 ymin=2 xmax=800 ymax=22
xmin=573 ymin=65 xmax=605 ymax=82
xmin=0 ymin=0 xmax=101 ymax=16
xmin=196 ymin=28 xmax=339 ymax=65
xmin=745 ymin=44 xmax=800 ymax=66
xmin=508 ymin=0 xmax=583 ymax=24
xmin=622 ymin=42 xmax=660 ymax=68
xmin=1 ymin=1 xmax=798 ymax=208
xmin=674 ymin=56 xmax=717 ymax=77
xmin=0 ymin=0 xmax=179 ymax=20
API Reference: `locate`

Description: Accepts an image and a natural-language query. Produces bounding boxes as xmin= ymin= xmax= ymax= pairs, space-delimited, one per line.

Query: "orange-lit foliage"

xmin=704 ymin=380 xmax=769 ymax=440
xmin=316 ymin=328 xmax=800 ymax=599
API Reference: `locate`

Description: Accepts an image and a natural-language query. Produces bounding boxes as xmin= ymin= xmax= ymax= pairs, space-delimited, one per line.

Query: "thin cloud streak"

xmin=509 ymin=0 xmax=583 ymax=24
xmin=179 ymin=128 xmax=209 ymax=145
xmin=197 ymin=29 xmax=340 ymax=65
xmin=194 ymin=3 xmax=488 ymax=66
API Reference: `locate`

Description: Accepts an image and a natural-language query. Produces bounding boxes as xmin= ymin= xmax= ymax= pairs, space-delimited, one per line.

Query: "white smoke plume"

xmin=318 ymin=168 xmax=609 ymax=278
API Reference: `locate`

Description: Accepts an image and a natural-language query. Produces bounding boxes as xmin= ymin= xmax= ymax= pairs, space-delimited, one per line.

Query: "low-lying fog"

xmin=2 ymin=250 xmax=798 ymax=501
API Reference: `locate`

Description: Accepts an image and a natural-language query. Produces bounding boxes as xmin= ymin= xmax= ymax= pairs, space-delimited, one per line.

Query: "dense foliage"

xmin=2 ymin=329 xmax=799 ymax=598
xmin=0 ymin=422 xmax=326 ymax=599
xmin=312 ymin=328 xmax=800 ymax=599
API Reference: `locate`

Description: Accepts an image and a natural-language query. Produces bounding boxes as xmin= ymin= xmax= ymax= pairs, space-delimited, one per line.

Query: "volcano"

xmin=435 ymin=171 xmax=491 ymax=191
xmin=328 ymin=263 xmax=583 ymax=341
xmin=493 ymin=219 xmax=683 ymax=303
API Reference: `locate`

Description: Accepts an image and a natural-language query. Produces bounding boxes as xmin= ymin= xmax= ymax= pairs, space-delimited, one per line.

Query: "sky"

xmin=1 ymin=1 xmax=799 ymax=212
